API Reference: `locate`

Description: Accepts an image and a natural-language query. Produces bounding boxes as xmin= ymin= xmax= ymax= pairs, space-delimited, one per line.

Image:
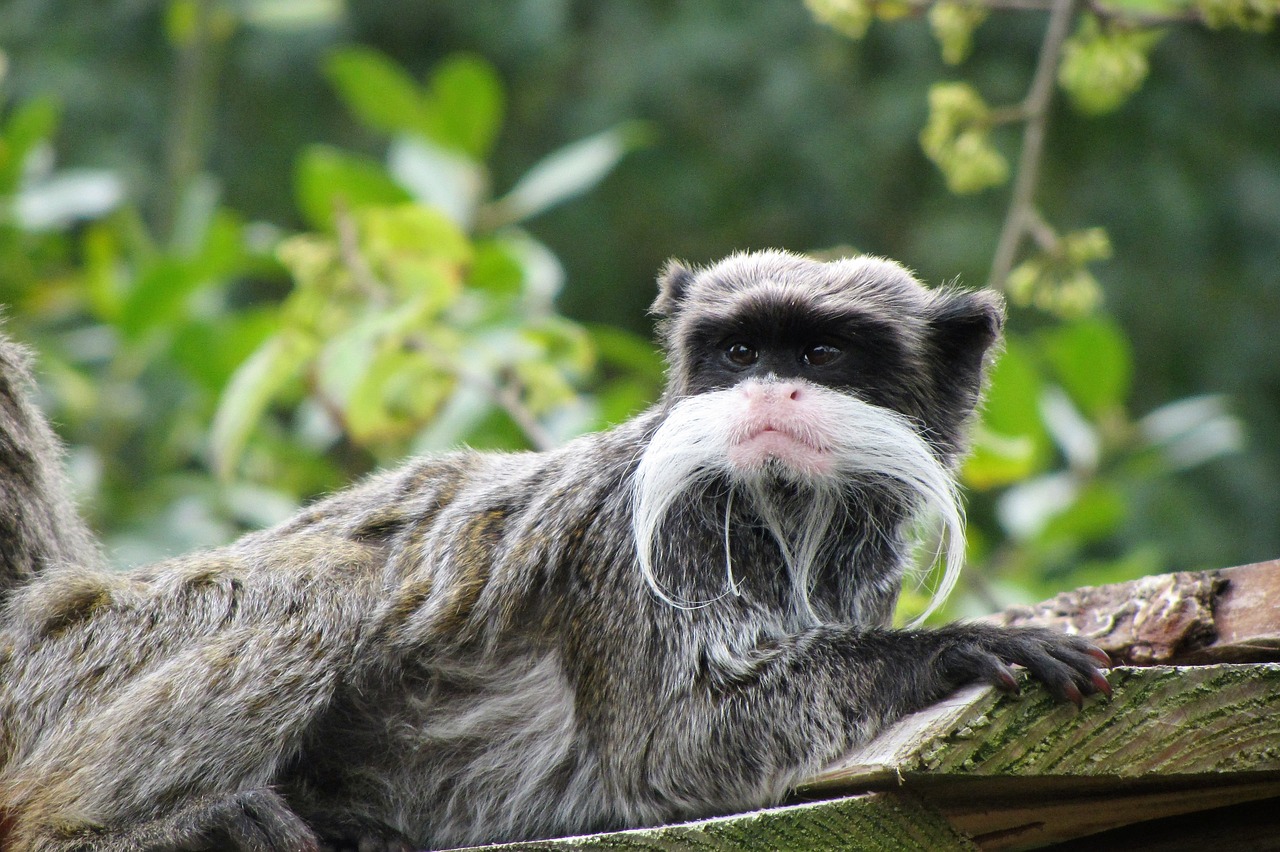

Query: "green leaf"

xmin=171 ymin=309 xmax=281 ymax=394
xmin=346 ymin=347 xmax=455 ymax=446
xmin=241 ymin=0 xmax=345 ymax=31
xmin=486 ymin=122 xmax=652 ymax=227
xmin=210 ymin=331 xmax=319 ymax=479
xmin=588 ymin=323 xmax=667 ymax=385
xmin=164 ymin=0 xmax=200 ymax=47
xmin=420 ymin=54 xmax=505 ymax=159
xmin=1062 ymin=546 xmax=1164 ymax=589
xmin=1196 ymin=0 xmax=1279 ymax=31
xmin=324 ymin=47 xmax=431 ymax=137
xmin=387 ymin=137 xmax=486 ymax=227
xmin=117 ymin=257 xmax=205 ymax=339
xmin=1006 ymin=243 xmax=1108 ymax=318
xmin=596 ymin=378 xmax=659 ymax=426
xmin=1040 ymin=316 xmax=1132 ymax=417
xmin=1107 ymin=0 xmax=1186 ymax=12
xmin=919 ymin=83 xmax=1007 ymax=194
xmin=805 ymin=0 xmax=874 ymax=38
xmin=962 ymin=426 xmax=1039 ymax=489
xmin=275 ymin=234 xmax=347 ymax=323
xmin=410 ymin=381 xmax=496 ymax=453
xmin=357 ymin=205 xmax=472 ymax=303
xmin=1058 ymin=17 xmax=1163 ymax=115
xmin=81 ymin=220 xmax=127 ymax=321
xmin=1040 ymin=482 xmax=1127 ymax=544
xmin=928 ymin=1 xmax=989 ymax=65
xmin=1139 ymin=394 xmax=1244 ymax=470
xmin=0 ymin=96 xmax=61 ymax=191
xmin=512 ymin=358 xmax=575 ymax=415
xmin=315 ymin=295 xmax=436 ymax=398
xmin=523 ymin=316 xmax=595 ymax=377
xmin=294 ymin=144 xmax=411 ymax=231
xmin=978 ymin=338 xmax=1051 ymax=450
xmin=469 ymin=239 xmax=524 ymax=297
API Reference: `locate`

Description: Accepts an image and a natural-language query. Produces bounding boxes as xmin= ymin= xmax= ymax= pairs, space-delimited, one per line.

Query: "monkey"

xmin=0 ymin=250 xmax=1111 ymax=852
xmin=0 ymin=333 xmax=101 ymax=594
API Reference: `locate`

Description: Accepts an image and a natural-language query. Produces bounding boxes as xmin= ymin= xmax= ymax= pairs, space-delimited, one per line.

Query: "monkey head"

xmin=633 ymin=250 xmax=1004 ymax=617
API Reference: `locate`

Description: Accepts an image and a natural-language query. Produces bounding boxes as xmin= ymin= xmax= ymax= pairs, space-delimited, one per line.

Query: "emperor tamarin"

xmin=0 ymin=250 xmax=1110 ymax=851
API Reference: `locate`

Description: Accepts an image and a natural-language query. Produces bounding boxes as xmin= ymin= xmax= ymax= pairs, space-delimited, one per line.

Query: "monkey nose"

xmin=742 ymin=379 xmax=804 ymax=404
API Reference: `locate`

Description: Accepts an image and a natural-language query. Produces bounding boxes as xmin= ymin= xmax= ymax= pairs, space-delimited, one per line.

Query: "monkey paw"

xmin=937 ymin=624 xmax=1112 ymax=707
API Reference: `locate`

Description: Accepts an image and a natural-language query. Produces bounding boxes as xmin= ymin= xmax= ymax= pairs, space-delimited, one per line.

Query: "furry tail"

xmin=0 ymin=331 xmax=100 ymax=600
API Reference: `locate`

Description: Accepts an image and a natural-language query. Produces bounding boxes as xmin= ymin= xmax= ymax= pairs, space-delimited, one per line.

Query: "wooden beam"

xmin=983 ymin=560 xmax=1280 ymax=666
xmin=809 ymin=664 xmax=1280 ymax=787
xmin=470 ymin=790 xmax=976 ymax=851
xmin=804 ymin=664 xmax=1280 ymax=849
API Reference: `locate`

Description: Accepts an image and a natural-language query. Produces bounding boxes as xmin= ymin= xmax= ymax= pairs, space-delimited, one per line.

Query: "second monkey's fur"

xmin=0 ymin=251 xmax=1108 ymax=851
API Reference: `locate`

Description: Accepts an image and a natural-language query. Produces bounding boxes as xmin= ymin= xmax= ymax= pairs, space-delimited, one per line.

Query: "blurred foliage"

xmin=812 ymin=0 xmax=1264 ymax=616
xmin=0 ymin=0 xmax=1277 ymax=618
xmin=919 ymin=81 xmax=1008 ymax=194
xmin=0 ymin=35 xmax=662 ymax=565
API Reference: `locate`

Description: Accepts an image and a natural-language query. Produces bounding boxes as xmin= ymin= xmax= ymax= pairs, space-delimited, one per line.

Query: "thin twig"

xmin=1025 ymin=206 xmax=1060 ymax=252
xmin=161 ymin=0 xmax=219 ymax=243
xmin=988 ymin=0 xmax=1080 ymax=291
xmin=406 ymin=333 xmax=559 ymax=452
xmin=488 ymin=374 xmax=559 ymax=452
xmin=988 ymin=104 xmax=1033 ymax=126
xmin=332 ymin=203 xmax=391 ymax=306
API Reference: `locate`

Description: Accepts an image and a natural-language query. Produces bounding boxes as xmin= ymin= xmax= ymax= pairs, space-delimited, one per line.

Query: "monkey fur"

xmin=0 ymin=251 xmax=1110 ymax=851
xmin=0 ymin=333 xmax=100 ymax=594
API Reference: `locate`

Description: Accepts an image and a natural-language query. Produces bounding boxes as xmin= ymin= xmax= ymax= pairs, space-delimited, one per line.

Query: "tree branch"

xmin=161 ymin=0 xmax=221 ymax=244
xmin=987 ymin=0 xmax=1080 ymax=291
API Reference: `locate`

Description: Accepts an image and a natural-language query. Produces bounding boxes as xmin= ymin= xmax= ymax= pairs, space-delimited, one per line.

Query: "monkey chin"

xmin=724 ymin=378 xmax=839 ymax=481
xmin=727 ymin=430 xmax=834 ymax=480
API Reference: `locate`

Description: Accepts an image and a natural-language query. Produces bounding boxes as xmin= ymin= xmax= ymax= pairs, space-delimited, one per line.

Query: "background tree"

xmin=0 ymin=0 xmax=1276 ymax=617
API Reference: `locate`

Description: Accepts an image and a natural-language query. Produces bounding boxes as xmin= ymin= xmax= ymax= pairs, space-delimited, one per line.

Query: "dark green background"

xmin=2 ymin=0 xmax=1277 ymax=571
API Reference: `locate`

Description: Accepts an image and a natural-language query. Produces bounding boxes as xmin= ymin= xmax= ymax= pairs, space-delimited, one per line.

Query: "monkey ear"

xmin=650 ymin=260 xmax=695 ymax=318
xmin=927 ymin=288 xmax=1005 ymax=375
xmin=924 ymin=289 xmax=1006 ymax=448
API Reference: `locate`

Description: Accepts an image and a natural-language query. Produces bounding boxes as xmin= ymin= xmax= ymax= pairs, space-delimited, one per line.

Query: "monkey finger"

xmin=1045 ymin=645 xmax=1112 ymax=699
xmin=986 ymin=659 xmax=1020 ymax=694
xmin=1086 ymin=645 xmax=1113 ymax=666
xmin=1013 ymin=649 xmax=1096 ymax=706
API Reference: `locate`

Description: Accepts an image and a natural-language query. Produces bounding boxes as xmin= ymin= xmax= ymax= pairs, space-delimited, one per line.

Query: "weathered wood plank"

xmin=1178 ymin=560 xmax=1280 ymax=664
xmin=803 ymin=664 xmax=1280 ymax=849
xmin=934 ymin=778 xmax=1280 ymax=850
xmin=466 ymin=792 xmax=975 ymax=851
xmin=809 ymin=664 xmax=1280 ymax=788
xmin=985 ymin=561 xmax=1280 ymax=666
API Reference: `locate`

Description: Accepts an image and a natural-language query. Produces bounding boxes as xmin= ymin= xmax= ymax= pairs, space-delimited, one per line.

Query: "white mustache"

xmin=631 ymin=380 xmax=964 ymax=624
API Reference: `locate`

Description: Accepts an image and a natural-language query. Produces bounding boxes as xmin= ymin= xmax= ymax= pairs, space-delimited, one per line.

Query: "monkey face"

xmin=651 ymin=250 xmax=1004 ymax=462
xmin=631 ymin=371 xmax=968 ymax=615
xmin=633 ymin=250 xmax=1001 ymax=613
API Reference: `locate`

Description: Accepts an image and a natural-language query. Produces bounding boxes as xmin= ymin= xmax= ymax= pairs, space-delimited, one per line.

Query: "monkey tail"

xmin=0 ymin=329 xmax=101 ymax=604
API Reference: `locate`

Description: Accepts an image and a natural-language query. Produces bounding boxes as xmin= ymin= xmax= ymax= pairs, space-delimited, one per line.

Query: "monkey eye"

xmin=802 ymin=343 xmax=842 ymax=367
xmin=724 ymin=342 xmax=759 ymax=367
